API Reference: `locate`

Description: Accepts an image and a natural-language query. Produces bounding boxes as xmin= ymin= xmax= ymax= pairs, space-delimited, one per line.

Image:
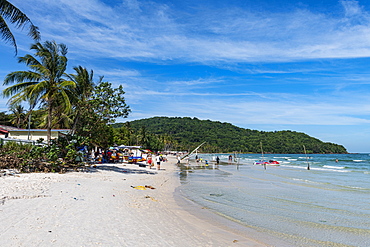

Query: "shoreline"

xmin=0 ymin=155 xmax=266 ymax=246
xmin=175 ymin=160 xmax=294 ymax=247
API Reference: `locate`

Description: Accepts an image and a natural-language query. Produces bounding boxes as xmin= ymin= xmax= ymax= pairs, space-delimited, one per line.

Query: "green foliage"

xmin=72 ymin=80 xmax=130 ymax=148
xmin=113 ymin=117 xmax=348 ymax=154
xmin=91 ymin=81 xmax=130 ymax=122
xmin=9 ymin=104 xmax=26 ymax=128
xmin=112 ymin=122 xmax=173 ymax=151
xmin=0 ymin=134 xmax=89 ymax=173
xmin=0 ymin=111 xmax=12 ymax=126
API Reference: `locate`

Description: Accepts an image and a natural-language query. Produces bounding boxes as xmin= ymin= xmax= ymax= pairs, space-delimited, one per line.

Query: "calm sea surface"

xmin=178 ymin=153 xmax=370 ymax=246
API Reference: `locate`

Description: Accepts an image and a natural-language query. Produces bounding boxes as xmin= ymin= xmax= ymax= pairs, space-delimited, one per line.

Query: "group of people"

xmin=192 ymin=155 xmax=220 ymax=165
xmin=81 ymin=146 xmax=173 ymax=170
xmin=88 ymin=149 xmax=125 ymax=163
xmin=146 ymin=153 xmax=167 ymax=170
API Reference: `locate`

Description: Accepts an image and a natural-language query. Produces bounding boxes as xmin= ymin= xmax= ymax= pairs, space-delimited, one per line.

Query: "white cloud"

xmin=94 ymin=68 xmax=140 ymax=78
xmin=341 ymin=0 xmax=363 ymax=17
xmin=10 ymin=0 xmax=370 ymax=63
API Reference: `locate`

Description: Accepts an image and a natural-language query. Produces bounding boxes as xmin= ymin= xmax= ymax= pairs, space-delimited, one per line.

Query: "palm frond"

xmin=3 ymin=70 xmax=41 ymax=85
xmin=5 ymin=89 xmax=31 ymax=106
xmin=3 ymin=80 xmax=39 ymax=97
xmin=18 ymin=54 xmax=41 ymax=66
xmin=0 ymin=0 xmax=40 ymax=53
xmin=0 ymin=15 xmax=16 ymax=52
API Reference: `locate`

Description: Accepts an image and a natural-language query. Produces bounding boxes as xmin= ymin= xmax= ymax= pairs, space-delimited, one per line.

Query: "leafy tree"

xmin=3 ymin=40 xmax=76 ymax=142
xmin=0 ymin=0 xmax=40 ymax=54
xmin=73 ymin=80 xmax=130 ymax=148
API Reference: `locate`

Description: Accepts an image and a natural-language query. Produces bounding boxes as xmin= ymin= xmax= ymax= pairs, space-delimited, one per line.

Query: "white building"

xmin=7 ymin=129 xmax=70 ymax=141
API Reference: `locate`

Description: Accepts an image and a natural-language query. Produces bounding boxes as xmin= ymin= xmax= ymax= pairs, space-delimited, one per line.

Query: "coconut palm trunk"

xmin=47 ymin=100 xmax=53 ymax=142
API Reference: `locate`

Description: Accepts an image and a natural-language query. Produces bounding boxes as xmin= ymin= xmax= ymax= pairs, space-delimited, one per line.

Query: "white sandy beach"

xmin=0 ymin=155 xmax=266 ymax=247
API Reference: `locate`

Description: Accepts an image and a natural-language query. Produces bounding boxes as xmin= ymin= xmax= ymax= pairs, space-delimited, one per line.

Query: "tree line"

xmin=115 ymin=117 xmax=348 ymax=154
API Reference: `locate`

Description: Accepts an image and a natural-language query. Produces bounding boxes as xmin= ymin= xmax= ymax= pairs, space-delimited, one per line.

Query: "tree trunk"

xmin=71 ymin=108 xmax=80 ymax=136
xmin=47 ymin=103 xmax=52 ymax=143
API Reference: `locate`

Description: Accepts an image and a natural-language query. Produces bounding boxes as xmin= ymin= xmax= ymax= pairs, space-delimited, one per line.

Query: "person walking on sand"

xmin=156 ymin=155 xmax=161 ymax=170
xmin=147 ymin=155 xmax=153 ymax=169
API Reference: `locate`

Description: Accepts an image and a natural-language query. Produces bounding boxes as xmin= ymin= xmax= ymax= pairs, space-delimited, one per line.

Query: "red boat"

xmin=254 ymin=160 xmax=279 ymax=165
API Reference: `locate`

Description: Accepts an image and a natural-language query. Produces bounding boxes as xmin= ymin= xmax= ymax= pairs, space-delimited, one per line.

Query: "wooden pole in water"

xmin=260 ymin=142 xmax=266 ymax=170
xmin=236 ymin=150 xmax=240 ymax=170
xmin=303 ymin=145 xmax=310 ymax=170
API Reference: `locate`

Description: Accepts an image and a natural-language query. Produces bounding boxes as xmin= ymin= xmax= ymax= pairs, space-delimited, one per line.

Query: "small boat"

xmin=255 ymin=142 xmax=279 ymax=167
xmin=254 ymin=160 xmax=279 ymax=165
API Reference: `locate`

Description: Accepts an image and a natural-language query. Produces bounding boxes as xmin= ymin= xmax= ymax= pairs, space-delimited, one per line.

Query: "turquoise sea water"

xmin=178 ymin=153 xmax=370 ymax=246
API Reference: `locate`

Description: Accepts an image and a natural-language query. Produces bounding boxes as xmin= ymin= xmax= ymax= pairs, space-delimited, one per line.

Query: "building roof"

xmin=9 ymin=129 xmax=70 ymax=132
xmin=0 ymin=128 xmax=8 ymax=134
xmin=0 ymin=125 xmax=23 ymax=131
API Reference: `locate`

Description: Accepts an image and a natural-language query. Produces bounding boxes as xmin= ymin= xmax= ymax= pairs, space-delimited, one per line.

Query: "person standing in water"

xmin=216 ymin=156 xmax=220 ymax=165
xmin=228 ymin=155 xmax=233 ymax=163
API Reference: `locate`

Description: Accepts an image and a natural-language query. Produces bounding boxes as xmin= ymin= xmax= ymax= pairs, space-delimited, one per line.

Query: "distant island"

xmin=113 ymin=117 xmax=347 ymax=154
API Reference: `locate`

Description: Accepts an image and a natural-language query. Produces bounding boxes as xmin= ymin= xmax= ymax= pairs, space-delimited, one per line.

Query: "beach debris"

xmin=233 ymin=240 xmax=238 ymax=243
xmin=160 ymin=179 xmax=169 ymax=186
xmin=0 ymin=169 xmax=19 ymax=177
xmin=72 ymin=197 xmax=84 ymax=201
xmin=1 ymin=195 xmax=51 ymax=205
xmin=210 ymin=193 xmax=223 ymax=197
xmin=131 ymin=185 xmax=156 ymax=190
xmin=145 ymin=195 xmax=158 ymax=201
xmin=131 ymin=185 xmax=146 ymax=190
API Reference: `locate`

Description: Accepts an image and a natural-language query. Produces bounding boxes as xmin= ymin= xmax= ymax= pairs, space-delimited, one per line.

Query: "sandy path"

xmin=0 ymin=156 xmax=265 ymax=247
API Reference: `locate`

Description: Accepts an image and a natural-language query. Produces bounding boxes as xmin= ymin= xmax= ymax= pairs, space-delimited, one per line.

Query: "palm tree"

xmin=9 ymin=104 xmax=25 ymax=128
xmin=2 ymin=40 xmax=76 ymax=142
xmin=66 ymin=66 xmax=96 ymax=135
xmin=0 ymin=0 xmax=40 ymax=54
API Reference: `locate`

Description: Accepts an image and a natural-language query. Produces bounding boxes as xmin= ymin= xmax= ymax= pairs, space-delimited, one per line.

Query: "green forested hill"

xmin=113 ymin=117 xmax=347 ymax=154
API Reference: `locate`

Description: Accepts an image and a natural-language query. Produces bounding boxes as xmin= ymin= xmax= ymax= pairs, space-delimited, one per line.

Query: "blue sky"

xmin=2 ymin=0 xmax=370 ymax=152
